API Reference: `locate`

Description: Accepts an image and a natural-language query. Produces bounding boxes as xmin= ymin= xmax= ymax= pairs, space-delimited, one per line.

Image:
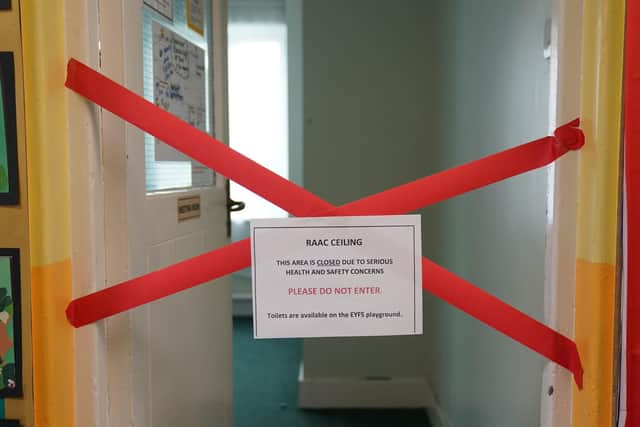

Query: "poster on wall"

xmin=143 ymin=0 xmax=173 ymax=21
xmin=187 ymin=0 xmax=205 ymax=35
xmin=0 ymin=52 xmax=18 ymax=205
xmin=0 ymin=249 xmax=21 ymax=398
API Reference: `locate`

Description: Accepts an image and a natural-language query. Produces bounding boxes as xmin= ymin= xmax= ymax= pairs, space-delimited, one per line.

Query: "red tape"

xmin=64 ymin=59 xmax=584 ymax=388
xmin=624 ymin=0 xmax=640 ymax=424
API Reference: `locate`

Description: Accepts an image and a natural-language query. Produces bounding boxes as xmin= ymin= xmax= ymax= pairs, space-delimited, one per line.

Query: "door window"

xmin=142 ymin=0 xmax=215 ymax=192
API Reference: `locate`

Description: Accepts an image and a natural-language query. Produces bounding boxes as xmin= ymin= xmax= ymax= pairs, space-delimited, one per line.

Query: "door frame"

xmin=543 ymin=0 xmax=626 ymax=425
xmin=541 ymin=0 xmax=583 ymax=426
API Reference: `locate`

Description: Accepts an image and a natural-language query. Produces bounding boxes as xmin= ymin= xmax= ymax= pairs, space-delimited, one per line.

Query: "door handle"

xmin=225 ymin=180 xmax=245 ymax=237
xmin=227 ymin=198 xmax=245 ymax=212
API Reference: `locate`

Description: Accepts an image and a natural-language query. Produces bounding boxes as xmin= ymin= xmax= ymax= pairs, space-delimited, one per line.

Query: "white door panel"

xmin=145 ymin=191 xmax=231 ymax=426
xmin=145 ymin=190 xmax=226 ymax=245
xmin=143 ymin=189 xmax=231 ymax=425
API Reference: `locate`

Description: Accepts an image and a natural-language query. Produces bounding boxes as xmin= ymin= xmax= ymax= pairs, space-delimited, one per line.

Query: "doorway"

xmin=229 ymin=0 xmax=556 ymax=426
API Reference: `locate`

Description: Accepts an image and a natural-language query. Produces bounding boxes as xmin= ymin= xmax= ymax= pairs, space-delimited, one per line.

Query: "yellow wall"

xmin=20 ymin=0 xmax=74 ymax=425
xmin=572 ymin=0 xmax=625 ymax=425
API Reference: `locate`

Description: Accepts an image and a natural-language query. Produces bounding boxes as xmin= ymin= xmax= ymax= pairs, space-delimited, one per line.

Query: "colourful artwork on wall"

xmin=0 ymin=52 xmax=18 ymax=205
xmin=0 ymin=249 xmax=21 ymax=398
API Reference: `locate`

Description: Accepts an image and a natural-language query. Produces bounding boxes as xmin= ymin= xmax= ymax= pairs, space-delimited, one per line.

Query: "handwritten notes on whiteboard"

xmin=152 ymin=21 xmax=206 ymax=162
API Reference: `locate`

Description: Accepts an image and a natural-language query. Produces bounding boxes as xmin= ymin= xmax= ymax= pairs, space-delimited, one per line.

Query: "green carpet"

xmin=233 ymin=317 xmax=431 ymax=427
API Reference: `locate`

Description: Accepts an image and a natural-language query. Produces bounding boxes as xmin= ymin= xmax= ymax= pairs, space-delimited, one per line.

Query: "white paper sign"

xmin=144 ymin=0 xmax=173 ymax=21
xmin=152 ymin=22 xmax=206 ymax=162
xmin=250 ymin=215 xmax=422 ymax=338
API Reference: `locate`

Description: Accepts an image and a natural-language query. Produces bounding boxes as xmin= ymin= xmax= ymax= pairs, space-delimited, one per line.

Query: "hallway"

xmin=233 ymin=318 xmax=431 ymax=426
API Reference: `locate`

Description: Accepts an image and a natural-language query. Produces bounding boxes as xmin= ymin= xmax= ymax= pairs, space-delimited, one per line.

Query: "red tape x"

xmin=64 ymin=59 xmax=584 ymax=388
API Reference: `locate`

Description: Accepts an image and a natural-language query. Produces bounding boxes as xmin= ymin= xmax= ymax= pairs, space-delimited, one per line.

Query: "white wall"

xmin=301 ymin=0 xmax=551 ymax=425
xmin=426 ymin=1 xmax=551 ymax=425
xmin=301 ymin=0 xmax=445 ymax=403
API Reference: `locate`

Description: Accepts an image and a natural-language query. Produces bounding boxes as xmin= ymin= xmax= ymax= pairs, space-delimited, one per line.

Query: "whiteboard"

xmin=152 ymin=21 xmax=207 ymax=162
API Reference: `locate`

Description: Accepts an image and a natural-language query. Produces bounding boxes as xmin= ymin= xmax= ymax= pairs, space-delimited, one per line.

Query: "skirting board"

xmin=427 ymin=405 xmax=450 ymax=427
xmin=298 ymin=362 xmax=443 ymax=415
xmin=232 ymin=293 xmax=253 ymax=317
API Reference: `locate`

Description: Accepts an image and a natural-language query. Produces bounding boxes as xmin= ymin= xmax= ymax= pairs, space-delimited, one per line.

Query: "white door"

xmin=98 ymin=1 xmax=232 ymax=426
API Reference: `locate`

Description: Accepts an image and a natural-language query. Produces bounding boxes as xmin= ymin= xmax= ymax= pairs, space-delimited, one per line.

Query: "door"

xmin=98 ymin=1 xmax=232 ymax=426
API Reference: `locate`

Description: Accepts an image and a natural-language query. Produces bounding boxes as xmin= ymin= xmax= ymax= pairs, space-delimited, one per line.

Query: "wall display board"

xmin=250 ymin=215 xmax=422 ymax=339
xmin=0 ymin=53 xmax=18 ymax=205
xmin=0 ymin=249 xmax=21 ymax=398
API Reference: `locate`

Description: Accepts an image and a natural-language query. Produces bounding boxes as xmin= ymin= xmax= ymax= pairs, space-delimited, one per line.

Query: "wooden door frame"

xmin=543 ymin=0 xmax=626 ymax=426
xmin=541 ymin=0 xmax=583 ymax=426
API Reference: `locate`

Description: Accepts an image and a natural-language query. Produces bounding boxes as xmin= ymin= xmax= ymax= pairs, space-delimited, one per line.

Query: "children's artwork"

xmin=0 ymin=52 xmax=18 ymax=205
xmin=0 ymin=249 xmax=21 ymax=398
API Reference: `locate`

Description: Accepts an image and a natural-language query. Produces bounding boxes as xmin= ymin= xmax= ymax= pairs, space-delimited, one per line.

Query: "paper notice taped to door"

xmin=250 ymin=215 xmax=422 ymax=338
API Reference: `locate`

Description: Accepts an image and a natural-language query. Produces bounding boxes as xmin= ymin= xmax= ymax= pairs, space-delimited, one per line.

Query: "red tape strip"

xmin=64 ymin=59 xmax=584 ymax=387
xmin=624 ymin=0 xmax=640 ymax=424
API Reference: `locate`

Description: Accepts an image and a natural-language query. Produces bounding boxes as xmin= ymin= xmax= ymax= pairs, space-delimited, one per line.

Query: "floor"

xmin=232 ymin=317 xmax=431 ymax=427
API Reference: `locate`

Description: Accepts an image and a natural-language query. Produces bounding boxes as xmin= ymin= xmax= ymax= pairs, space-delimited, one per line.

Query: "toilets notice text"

xmin=250 ymin=215 xmax=422 ymax=339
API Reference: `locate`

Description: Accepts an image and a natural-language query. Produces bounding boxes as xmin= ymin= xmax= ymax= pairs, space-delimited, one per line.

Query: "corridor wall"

xmin=301 ymin=0 xmax=554 ymax=425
